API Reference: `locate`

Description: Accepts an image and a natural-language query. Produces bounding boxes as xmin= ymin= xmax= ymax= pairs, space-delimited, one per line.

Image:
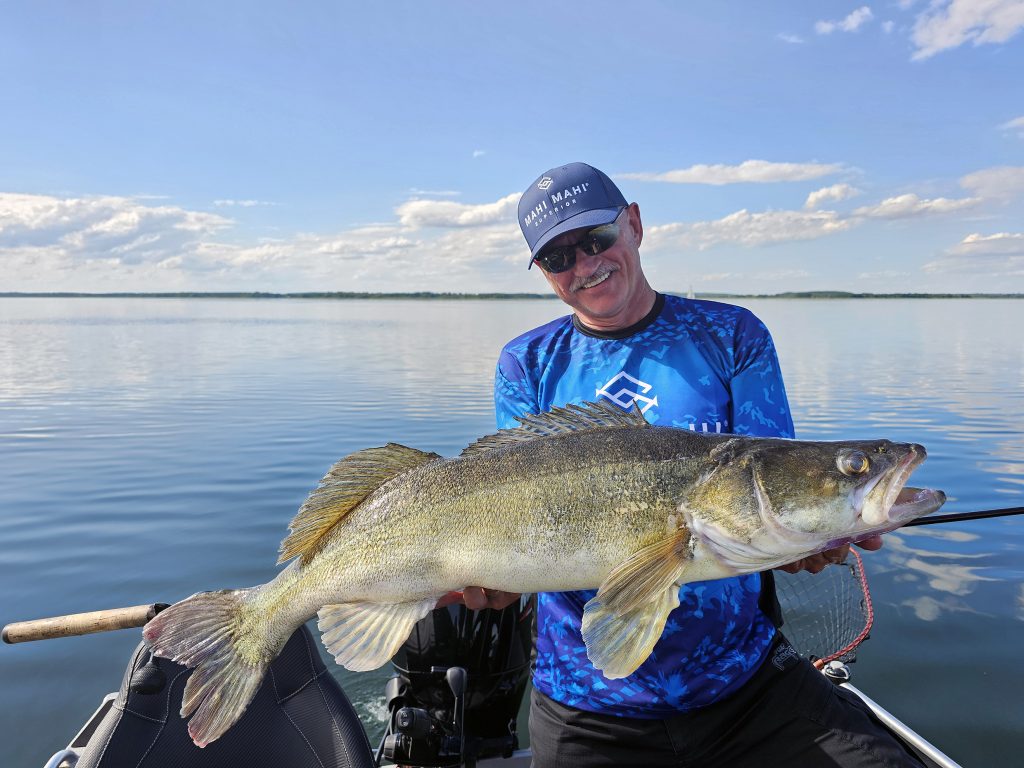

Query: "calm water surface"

xmin=1 ymin=297 xmax=1022 ymax=767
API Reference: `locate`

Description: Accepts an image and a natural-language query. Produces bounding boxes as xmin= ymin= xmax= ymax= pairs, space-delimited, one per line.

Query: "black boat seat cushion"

xmin=75 ymin=624 xmax=375 ymax=768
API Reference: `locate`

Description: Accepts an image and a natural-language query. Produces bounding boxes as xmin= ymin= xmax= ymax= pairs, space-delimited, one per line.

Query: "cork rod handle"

xmin=2 ymin=603 xmax=168 ymax=644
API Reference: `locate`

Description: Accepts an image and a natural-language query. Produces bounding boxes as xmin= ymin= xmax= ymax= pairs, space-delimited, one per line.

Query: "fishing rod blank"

xmin=903 ymin=506 xmax=1024 ymax=527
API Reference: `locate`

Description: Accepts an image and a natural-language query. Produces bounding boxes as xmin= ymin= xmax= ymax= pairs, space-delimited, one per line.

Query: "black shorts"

xmin=528 ymin=635 xmax=927 ymax=768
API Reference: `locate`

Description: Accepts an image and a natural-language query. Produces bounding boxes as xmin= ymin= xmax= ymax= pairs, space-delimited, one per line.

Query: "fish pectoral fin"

xmin=317 ymin=597 xmax=438 ymax=672
xmin=594 ymin=528 xmax=691 ymax=614
xmin=279 ymin=444 xmax=441 ymax=565
xmin=581 ymin=529 xmax=691 ymax=679
xmin=581 ymin=582 xmax=681 ymax=680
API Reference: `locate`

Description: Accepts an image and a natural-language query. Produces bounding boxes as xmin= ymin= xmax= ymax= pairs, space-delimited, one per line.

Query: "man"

xmin=475 ymin=162 xmax=924 ymax=767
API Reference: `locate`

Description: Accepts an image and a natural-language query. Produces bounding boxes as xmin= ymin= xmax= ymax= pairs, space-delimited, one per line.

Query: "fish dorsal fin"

xmin=278 ymin=443 xmax=441 ymax=565
xmin=461 ymin=400 xmax=649 ymax=457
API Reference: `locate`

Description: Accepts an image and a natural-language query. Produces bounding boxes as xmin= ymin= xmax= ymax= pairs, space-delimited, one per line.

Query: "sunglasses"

xmin=533 ymin=216 xmax=624 ymax=274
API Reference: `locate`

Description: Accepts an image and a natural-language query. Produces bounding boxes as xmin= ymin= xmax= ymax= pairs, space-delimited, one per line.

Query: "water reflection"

xmin=0 ymin=296 xmax=1022 ymax=768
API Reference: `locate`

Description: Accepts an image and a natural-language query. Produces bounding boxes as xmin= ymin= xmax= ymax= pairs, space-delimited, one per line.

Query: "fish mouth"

xmin=858 ymin=444 xmax=944 ymax=527
xmin=884 ymin=486 xmax=946 ymax=524
xmin=818 ymin=486 xmax=947 ymax=551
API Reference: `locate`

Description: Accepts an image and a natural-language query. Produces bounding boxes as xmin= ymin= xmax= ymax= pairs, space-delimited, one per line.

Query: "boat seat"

xmin=74 ymin=624 xmax=375 ymax=768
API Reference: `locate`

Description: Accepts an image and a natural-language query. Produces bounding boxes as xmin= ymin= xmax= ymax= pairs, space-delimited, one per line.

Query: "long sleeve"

xmin=494 ymin=347 xmax=539 ymax=430
xmin=728 ymin=311 xmax=795 ymax=439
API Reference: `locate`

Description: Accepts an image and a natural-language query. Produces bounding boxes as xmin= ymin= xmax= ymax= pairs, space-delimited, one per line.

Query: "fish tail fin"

xmin=143 ymin=588 xmax=272 ymax=747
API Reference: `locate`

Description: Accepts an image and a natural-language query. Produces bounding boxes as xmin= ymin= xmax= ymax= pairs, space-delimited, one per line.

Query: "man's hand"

xmin=776 ymin=534 xmax=884 ymax=575
xmin=435 ymin=587 xmax=521 ymax=611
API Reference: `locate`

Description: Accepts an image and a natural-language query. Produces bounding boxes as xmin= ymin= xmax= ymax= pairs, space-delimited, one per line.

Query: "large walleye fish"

xmin=144 ymin=401 xmax=945 ymax=746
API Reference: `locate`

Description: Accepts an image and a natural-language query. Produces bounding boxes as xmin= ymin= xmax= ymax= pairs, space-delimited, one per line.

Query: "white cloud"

xmin=857 ymin=269 xmax=912 ymax=280
xmin=911 ymin=0 xmax=1024 ymax=60
xmin=0 ymin=190 xmax=526 ymax=292
xmin=805 ymin=183 xmax=861 ymax=210
xmin=213 ymin=199 xmax=276 ymax=207
xmin=691 ymin=269 xmax=812 ymax=284
xmin=816 ymin=6 xmax=874 ymax=34
xmin=959 ymin=165 xmax=1024 ymax=200
xmin=882 ymin=20 xmax=896 ymax=33
xmin=999 ymin=116 xmax=1024 ymax=137
xmin=0 ymin=193 xmax=231 ymax=259
xmin=949 ymin=231 xmax=1024 ymax=255
xmin=778 ymin=33 xmax=805 ymax=44
xmin=407 ymin=188 xmax=461 ymax=198
xmin=924 ymin=231 xmax=1024 ymax=274
xmin=647 ymin=208 xmax=853 ymax=251
xmin=1000 ymin=116 xmax=1024 ymax=129
xmin=394 ymin=193 xmax=518 ymax=228
xmin=472 ymin=149 xmax=487 ymax=158
xmin=619 ymin=160 xmax=843 ymax=185
xmin=852 ymin=192 xmax=980 ymax=218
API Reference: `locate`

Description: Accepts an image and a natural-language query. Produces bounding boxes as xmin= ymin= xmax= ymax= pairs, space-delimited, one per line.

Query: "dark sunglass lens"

xmin=588 ymin=224 xmax=620 ymax=254
xmin=536 ymin=246 xmax=574 ymax=273
xmin=536 ymin=221 xmax=620 ymax=273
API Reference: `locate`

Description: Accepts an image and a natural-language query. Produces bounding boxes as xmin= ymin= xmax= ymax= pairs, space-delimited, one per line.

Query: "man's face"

xmin=537 ymin=203 xmax=653 ymax=331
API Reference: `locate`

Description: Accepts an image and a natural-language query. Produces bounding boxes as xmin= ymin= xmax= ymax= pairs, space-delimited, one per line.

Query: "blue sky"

xmin=2 ymin=1 xmax=1022 ymax=294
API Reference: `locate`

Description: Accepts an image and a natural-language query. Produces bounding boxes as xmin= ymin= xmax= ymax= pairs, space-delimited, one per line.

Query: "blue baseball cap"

xmin=519 ymin=162 xmax=628 ymax=269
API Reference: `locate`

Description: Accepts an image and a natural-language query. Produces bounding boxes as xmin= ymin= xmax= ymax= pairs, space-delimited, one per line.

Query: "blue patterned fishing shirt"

xmin=494 ymin=293 xmax=795 ymax=718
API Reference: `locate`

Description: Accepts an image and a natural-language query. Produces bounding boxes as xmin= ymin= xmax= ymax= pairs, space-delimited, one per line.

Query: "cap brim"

xmin=527 ymin=207 xmax=623 ymax=268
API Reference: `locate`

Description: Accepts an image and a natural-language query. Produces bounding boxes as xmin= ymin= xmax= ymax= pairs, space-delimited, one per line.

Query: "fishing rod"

xmin=903 ymin=505 xmax=1024 ymax=527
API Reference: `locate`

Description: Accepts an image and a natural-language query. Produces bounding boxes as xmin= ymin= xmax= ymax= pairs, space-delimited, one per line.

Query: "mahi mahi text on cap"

xmin=523 ymin=182 xmax=592 ymax=227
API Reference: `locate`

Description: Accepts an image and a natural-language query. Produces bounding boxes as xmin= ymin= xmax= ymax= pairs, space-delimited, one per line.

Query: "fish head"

xmin=681 ymin=436 xmax=946 ymax=571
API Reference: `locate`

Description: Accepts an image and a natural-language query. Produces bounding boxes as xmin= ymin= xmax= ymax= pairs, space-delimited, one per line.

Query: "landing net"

xmin=774 ymin=549 xmax=874 ymax=667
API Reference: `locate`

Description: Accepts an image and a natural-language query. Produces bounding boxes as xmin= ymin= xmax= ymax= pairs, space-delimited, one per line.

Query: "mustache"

xmin=570 ymin=264 xmax=618 ymax=292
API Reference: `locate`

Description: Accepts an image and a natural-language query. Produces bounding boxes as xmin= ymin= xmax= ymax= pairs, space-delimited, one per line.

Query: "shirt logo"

xmin=771 ymin=641 xmax=799 ymax=671
xmin=596 ymin=372 xmax=658 ymax=414
xmin=537 ymin=176 xmax=553 ymax=190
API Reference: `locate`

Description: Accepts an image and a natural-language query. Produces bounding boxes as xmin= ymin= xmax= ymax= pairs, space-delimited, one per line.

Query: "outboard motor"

xmin=70 ymin=625 xmax=374 ymax=768
xmin=383 ymin=600 xmax=534 ymax=767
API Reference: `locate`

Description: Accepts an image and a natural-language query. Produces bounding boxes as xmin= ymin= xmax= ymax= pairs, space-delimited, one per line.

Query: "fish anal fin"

xmin=581 ymin=528 xmax=691 ymax=679
xmin=279 ymin=444 xmax=441 ymax=565
xmin=461 ymin=400 xmax=649 ymax=456
xmin=317 ymin=597 xmax=439 ymax=672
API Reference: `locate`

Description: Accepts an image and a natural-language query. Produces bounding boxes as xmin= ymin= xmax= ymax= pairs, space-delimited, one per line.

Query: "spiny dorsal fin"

xmin=279 ymin=443 xmax=441 ymax=565
xmin=461 ymin=399 xmax=649 ymax=457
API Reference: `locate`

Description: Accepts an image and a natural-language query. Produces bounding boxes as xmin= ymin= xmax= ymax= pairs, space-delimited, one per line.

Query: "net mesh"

xmin=774 ymin=549 xmax=874 ymax=667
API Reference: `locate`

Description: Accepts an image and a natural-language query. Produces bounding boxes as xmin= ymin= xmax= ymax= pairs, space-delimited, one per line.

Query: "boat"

xmin=21 ymin=552 xmax=963 ymax=768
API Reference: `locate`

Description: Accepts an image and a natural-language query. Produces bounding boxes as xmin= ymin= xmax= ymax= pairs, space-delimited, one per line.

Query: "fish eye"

xmin=837 ymin=450 xmax=870 ymax=476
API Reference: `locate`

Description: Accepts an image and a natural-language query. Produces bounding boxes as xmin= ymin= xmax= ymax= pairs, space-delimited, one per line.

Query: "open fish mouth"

xmin=854 ymin=444 xmax=933 ymax=527
xmin=817 ymin=485 xmax=947 ymax=552
xmin=887 ymin=486 xmax=946 ymax=523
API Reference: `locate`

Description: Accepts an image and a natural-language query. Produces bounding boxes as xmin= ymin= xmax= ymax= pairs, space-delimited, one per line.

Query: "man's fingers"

xmin=462 ymin=586 xmax=489 ymax=610
xmin=854 ymin=534 xmax=884 ymax=552
xmin=450 ymin=587 xmax=522 ymax=611
xmin=435 ymin=591 xmax=465 ymax=609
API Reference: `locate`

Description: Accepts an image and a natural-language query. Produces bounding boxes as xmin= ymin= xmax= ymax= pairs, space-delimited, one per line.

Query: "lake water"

xmin=1 ymin=296 xmax=1021 ymax=767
